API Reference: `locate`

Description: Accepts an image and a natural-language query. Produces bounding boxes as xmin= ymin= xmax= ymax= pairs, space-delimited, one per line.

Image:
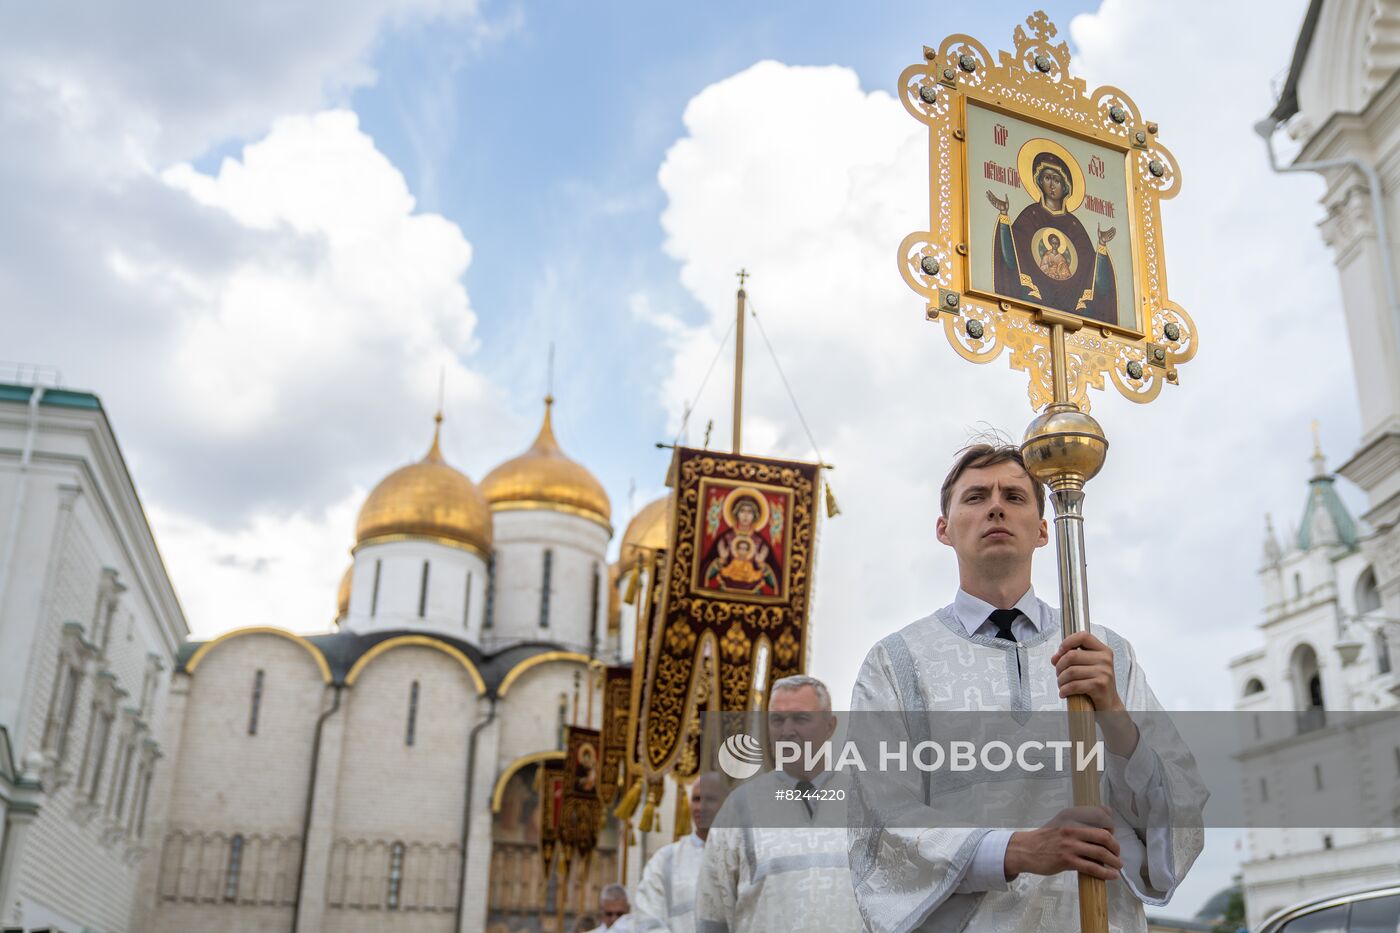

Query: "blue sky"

xmin=345 ymin=1 xmax=1098 ymax=504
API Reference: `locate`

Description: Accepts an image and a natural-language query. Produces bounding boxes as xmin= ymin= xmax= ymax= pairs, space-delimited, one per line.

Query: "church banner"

xmin=638 ymin=447 xmax=820 ymax=777
xmin=539 ymin=758 xmax=565 ymax=878
xmin=599 ymin=666 xmax=631 ymax=808
xmin=561 ymin=726 xmax=603 ymax=858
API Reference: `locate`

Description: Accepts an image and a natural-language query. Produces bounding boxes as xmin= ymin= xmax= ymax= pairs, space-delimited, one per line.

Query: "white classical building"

xmin=126 ymin=398 xmax=680 ymax=933
xmin=1233 ymin=0 xmax=1400 ymax=927
xmin=0 ymin=381 xmax=188 ymax=932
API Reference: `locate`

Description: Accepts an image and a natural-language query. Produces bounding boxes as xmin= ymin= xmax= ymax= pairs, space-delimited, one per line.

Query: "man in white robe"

xmin=848 ymin=443 xmax=1207 ymax=933
xmin=585 ymin=883 xmax=637 ymax=932
xmin=633 ymin=772 xmax=728 ymax=932
xmin=695 ymin=675 xmax=864 ymax=933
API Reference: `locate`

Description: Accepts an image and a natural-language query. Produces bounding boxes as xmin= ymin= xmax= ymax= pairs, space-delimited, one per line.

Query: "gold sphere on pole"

xmin=1020 ymin=403 xmax=1109 ymax=491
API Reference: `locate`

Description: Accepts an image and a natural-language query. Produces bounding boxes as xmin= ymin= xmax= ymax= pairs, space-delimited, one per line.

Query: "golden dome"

xmin=619 ymin=494 xmax=671 ymax=567
xmin=336 ymin=565 xmax=352 ymax=619
xmin=355 ymin=414 xmax=493 ymax=555
xmin=480 ymin=397 xmax=611 ymax=529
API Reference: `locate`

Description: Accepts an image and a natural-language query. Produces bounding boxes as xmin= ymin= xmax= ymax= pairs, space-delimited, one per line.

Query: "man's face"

xmin=600 ymin=896 xmax=628 ymax=927
xmin=690 ymin=775 xmax=728 ymax=835
xmin=768 ymin=685 xmax=836 ymax=773
xmin=936 ymin=460 xmax=1048 ymax=571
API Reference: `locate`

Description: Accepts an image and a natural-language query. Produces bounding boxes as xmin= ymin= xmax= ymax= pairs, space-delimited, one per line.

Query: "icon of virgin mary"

xmin=699 ymin=488 xmax=782 ymax=597
xmin=985 ymin=139 xmax=1119 ymax=325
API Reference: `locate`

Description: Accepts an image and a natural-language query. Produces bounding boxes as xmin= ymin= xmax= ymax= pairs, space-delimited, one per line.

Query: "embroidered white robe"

xmin=695 ymin=769 xmax=864 ymax=933
xmin=634 ymin=833 xmax=706 ymax=933
xmin=847 ymin=607 xmax=1207 ymax=933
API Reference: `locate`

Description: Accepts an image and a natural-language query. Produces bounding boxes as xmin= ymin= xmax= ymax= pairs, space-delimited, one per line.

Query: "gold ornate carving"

xmin=898 ymin=11 xmax=1196 ymax=410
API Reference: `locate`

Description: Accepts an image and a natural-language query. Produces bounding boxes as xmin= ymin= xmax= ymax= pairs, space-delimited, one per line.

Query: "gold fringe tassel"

xmin=613 ymin=778 xmax=643 ymax=821
xmin=673 ymin=783 xmax=692 ymax=841
xmin=824 ymin=483 xmax=841 ymax=518
xmin=637 ymin=780 xmax=663 ymax=833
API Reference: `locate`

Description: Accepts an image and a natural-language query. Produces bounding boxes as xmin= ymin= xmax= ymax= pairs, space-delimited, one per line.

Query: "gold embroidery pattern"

xmin=638 ymin=448 xmax=819 ymax=778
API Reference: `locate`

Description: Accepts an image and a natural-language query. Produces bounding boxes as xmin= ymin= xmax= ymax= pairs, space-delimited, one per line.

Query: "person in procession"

xmin=694 ymin=675 xmax=863 ymax=933
xmin=632 ymin=771 xmax=729 ymax=933
xmin=585 ymin=883 xmax=636 ymax=932
xmin=847 ymin=442 xmax=1207 ymax=933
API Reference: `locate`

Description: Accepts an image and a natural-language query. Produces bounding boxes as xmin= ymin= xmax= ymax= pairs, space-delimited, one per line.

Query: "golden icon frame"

xmin=897 ymin=11 xmax=1197 ymax=410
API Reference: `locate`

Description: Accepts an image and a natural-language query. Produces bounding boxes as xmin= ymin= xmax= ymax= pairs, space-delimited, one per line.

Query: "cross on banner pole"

xmin=733 ymin=269 xmax=748 ymax=454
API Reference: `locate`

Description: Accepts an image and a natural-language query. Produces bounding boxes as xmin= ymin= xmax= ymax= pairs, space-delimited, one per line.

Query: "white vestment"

xmin=586 ymin=917 xmax=637 ymax=933
xmin=633 ymin=833 xmax=706 ymax=932
xmin=847 ymin=600 xmax=1207 ymax=933
xmin=695 ymin=769 xmax=863 ymax=933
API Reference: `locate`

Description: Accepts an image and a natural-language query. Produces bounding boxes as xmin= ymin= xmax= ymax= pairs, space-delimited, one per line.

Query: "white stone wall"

xmin=346 ymin=538 xmax=488 ymax=641
xmin=0 ymin=392 xmax=185 ymax=932
xmin=324 ymin=644 xmax=482 ymax=933
xmin=494 ymin=658 xmax=593 ymax=768
xmin=485 ymin=510 xmax=609 ymax=654
xmin=141 ymin=632 xmax=328 ymax=933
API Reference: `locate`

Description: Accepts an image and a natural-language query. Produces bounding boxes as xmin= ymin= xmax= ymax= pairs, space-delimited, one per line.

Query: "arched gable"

xmin=185 ymin=626 xmax=331 ymax=682
xmin=496 ymin=650 xmax=591 ymax=697
xmin=491 ymin=750 xmax=564 ymax=813
xmin=344 ymin=634 xmax=486 ymax=693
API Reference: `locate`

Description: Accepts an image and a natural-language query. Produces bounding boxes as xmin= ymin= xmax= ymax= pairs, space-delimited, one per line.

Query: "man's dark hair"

xmin=939 ymin=444 xmax=1046 ymax=517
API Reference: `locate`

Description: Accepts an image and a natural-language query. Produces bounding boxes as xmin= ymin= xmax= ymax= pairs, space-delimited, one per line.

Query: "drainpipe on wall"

xmin=454 ymin=695 xmax=498 ymax=931
xmin=292 ymin=684 xmax=342 ymax=933
xmin=1254 ymin=116 xmax=1400 ymax=363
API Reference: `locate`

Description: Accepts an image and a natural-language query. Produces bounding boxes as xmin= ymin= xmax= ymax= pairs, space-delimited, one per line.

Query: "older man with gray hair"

xmin=585 ymin=882 xmax=635 ymax=932
xmin=693 ymin=674 xmax=862 ymax=933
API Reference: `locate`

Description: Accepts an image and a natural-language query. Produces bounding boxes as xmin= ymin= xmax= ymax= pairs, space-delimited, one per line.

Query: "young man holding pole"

xmin=847 ymin=443 xmax=1206 ymax=933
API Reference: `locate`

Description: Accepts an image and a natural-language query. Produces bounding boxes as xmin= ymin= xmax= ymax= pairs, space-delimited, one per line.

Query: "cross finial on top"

xmin=736 ymin=268 xmax=750 ymax=292
xmin=1311 ymin=418 xmax=1322 ymax=457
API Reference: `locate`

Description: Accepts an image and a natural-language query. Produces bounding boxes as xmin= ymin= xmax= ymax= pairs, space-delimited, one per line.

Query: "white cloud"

xmin=0 ymin=3 xmax=519 ymax=637
xmin=129 ymin=108 xmax=505 ymax=636
xmin=653 ymin=2 xmax=1329 ymax=911
xmin=0 ymin=0 xmax=487 ymax=167
xmin=149 ymin=489 xmax=364 ymax=637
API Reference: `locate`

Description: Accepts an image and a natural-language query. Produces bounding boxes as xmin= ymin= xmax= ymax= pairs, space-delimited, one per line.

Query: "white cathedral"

xmin=0 ymin=386 xmax=678 ymax=933
xmin=1229 ymin=0 xmax=1400 ymax=929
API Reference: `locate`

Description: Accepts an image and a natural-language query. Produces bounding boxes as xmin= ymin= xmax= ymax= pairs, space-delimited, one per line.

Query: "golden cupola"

xmin=619 ymin=494 xmax=671 ymax=568
xmin=336 ymin=565 xmax=352 ymax=620
xmin=480 ymin=396 xmax=611 ymax=529
xmin=355 ymin=413 xmax=493 ymax=555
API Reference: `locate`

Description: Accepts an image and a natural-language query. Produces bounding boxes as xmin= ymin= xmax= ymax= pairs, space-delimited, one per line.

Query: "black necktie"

xmin=987 ymin=609 xmax=1022 ymax=680
xmin=795 ymin=779 xmax=815 ymax=818
xmin=987 ymin=608 xmax=1020 ymax=641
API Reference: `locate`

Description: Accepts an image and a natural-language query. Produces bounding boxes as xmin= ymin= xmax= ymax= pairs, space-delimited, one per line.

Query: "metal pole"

xmin=1021 ymin=320 xmax=1110 ymax=933
xmin=733 ymin=284 xmax=746 ymax=454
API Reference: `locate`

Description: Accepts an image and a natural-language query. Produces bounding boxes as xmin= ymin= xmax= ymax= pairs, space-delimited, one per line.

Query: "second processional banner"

xmin=561 ymin=726 xmax=602 ymax=860
xmin=638 ymin=446 xmax=821 ymax=776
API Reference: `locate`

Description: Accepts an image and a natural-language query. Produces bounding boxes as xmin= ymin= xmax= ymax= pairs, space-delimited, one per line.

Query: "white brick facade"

xmin=1243 ymin=3 xmax=1400 ymax=926
xmin=0 ymin=385 xmax=187 ymax=932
